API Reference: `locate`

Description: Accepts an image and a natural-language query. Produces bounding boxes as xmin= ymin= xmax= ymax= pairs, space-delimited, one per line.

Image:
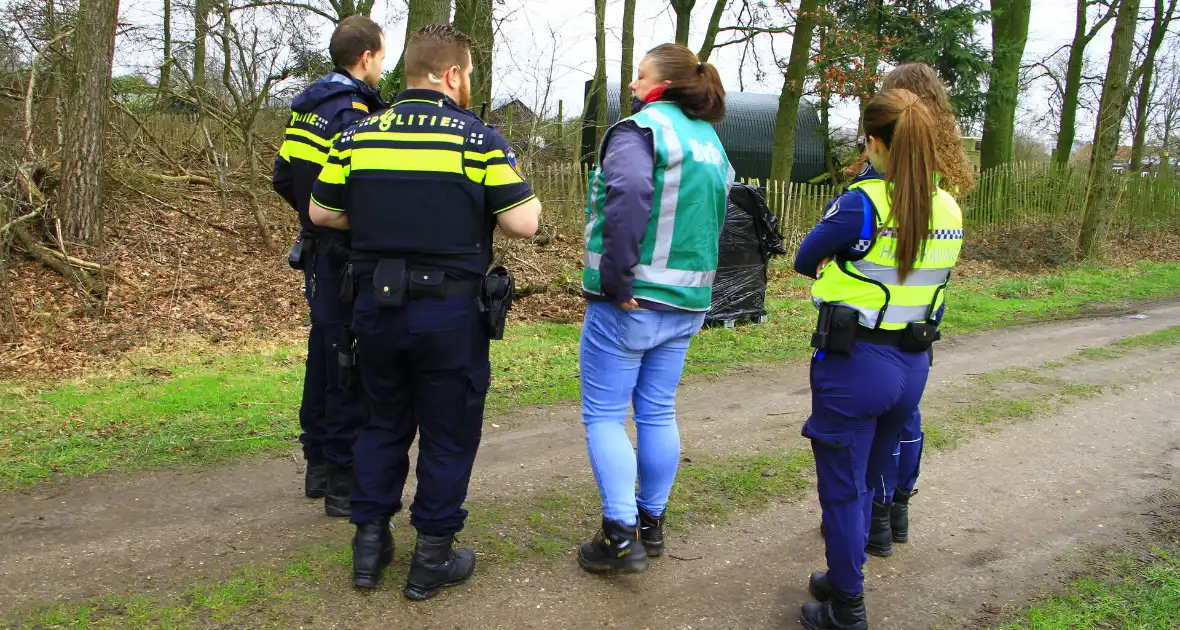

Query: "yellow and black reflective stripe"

xmin=350 ymin=147 xmax=464 ymax=174
xmin=493 ymin=194 xmax=536 ymax=215
xmin=464 ymin=149 xmax=525 ymax=187
xmin=317 ymin=146 xmax=352 ymax=185
xmin=279 ymin=126 xmax=333 ymax=165
xmin=351 ymin=131 xmax=464 ymax=145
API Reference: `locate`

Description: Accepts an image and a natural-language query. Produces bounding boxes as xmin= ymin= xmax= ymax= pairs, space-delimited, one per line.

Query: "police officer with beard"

xmin=309 ymin=23 xmax=541 ymax=601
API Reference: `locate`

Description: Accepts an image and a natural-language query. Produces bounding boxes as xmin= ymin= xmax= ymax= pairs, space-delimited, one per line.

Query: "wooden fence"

xmin=525 ymin=161 xmax=1180 ymax=251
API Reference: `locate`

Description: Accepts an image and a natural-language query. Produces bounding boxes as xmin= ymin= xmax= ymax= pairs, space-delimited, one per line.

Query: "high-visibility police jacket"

xmin=583 ymin=102 xmax=734 ymax=311
xmin=272 ymin=69 xmax=384 ymax=236
xmin=310 ymin=89 xmax=536 ymax=280
xmin=811 ymin=178 xmax=964 ymax=330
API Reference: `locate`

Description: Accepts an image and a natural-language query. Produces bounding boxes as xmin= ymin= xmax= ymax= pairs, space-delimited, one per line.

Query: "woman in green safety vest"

xmin=793 ymin=88 xmax=964 ymax=630
xmin=577 ymin=43 xmax=734 ymax=574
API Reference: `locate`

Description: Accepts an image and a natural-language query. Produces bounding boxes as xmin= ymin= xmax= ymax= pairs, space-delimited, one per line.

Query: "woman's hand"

xmin=817 ymin=257 xmax=831 ymax=276
xmin=620 ymin=299 xmax=641 ymax=310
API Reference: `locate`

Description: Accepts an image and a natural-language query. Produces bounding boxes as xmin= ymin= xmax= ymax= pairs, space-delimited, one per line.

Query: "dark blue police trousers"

xmin=802 ymin=341 xmax=930 ymax=598
xmin=299 ymin=252 xmax=366 ymax=467
xmin=349 ymin=291 xmax=491 ymax=535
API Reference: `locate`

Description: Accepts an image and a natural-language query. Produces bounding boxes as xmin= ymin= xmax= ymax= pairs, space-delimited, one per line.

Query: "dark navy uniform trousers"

xmin=803 ymin=341 xmax=930 ymax=597
xmin=349 ymin=289 xmax=491 ymax=535
xmin=299 ymin=250 xmax=365 ymax=467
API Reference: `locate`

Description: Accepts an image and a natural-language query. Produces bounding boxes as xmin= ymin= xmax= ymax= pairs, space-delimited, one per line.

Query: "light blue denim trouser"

xmin=579 ymin=301 xmax=706 ymax=526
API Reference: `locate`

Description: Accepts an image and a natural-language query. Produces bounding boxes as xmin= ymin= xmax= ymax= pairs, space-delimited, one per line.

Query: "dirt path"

xmin=2 ymin=301 xmax=1180 ymax=624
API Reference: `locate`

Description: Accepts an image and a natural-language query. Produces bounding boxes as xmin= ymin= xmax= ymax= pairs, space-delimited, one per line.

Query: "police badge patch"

xmin=506 ymin=147 xmax=524 ymax=177
xmin=822 ymin=198 xmax=840 ymax=220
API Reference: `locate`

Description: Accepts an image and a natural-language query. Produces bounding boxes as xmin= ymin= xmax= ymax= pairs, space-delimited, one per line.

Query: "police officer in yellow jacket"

xmin=793 ymin=89 xmax=964 ymax=629
xmin=273 ymin=15 xmax=386 ymax=516
xmin=308 ymin=24 xmax=541 ymax=601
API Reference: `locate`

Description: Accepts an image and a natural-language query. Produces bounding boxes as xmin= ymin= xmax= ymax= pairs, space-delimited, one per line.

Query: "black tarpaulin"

xmin=706 ymin=184 xmax=787 ymax=325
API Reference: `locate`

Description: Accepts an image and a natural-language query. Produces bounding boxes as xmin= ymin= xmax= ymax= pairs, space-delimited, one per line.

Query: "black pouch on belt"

xmin=899 ymin=321 xmax=940 ymax=353
xmin=810 ymin=303 xmax=858 ymax=355
xmin=408 ymin=269 xmax=447 ymax=299
xmin=373 ymin=259 xmax=408 ymax=309
xmin=287 ymin=233 xmax=305 ymax=270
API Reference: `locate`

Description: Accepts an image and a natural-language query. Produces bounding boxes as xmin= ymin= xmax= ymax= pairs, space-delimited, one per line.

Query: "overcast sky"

xmin=114 ymin=0 xmax=1114 ymax=143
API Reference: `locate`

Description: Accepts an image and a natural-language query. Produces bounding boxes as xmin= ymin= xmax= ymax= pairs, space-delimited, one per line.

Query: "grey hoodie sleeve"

xmin=599 ymin=122 xmax=655 ymax=303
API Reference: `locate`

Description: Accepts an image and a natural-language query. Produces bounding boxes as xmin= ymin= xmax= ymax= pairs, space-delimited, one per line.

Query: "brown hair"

xmin=863 ymin=89 xmax=938 ymax=283
xmin=329 ymin=15 xmax=384 ymax=69
xmin=404 ymin=24 xmax=473 ymax=83
xmin=644 ymin=44 xmax=726 ymax=123
xmin=850 ymin=63 xmax=976 ymax=194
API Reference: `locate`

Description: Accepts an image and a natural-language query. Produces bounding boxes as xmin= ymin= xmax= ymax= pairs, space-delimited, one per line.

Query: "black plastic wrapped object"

xmin=706 ymin=184 xmax=787 ymax=326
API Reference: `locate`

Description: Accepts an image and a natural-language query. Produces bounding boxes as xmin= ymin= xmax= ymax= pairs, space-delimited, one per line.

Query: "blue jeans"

xmin=580 ymin=301 xmax=705 ymax=526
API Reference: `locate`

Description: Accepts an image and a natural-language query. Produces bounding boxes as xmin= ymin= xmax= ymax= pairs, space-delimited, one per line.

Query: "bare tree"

xmin=387 ymin=0 xmax=452 ymax=96
xmin=159 ymin=0 xmax=173 ymax=100
xmin=591 ymin=0 xmax=608 ymax=158
xmin=454 ymin=0 xmax=494 ymax=109
xmin=194 ymin=0 xmax=211 ymax=93
xmin=1052 ymin=0 xmax=1117 ymax=167
xmin=981 ymin=0 xmax=1033 ymax=172
xmin=1128 ymin=0 xmax=1179 ymax=170
xmin=621 ymin=0 xmax=636 ymax=113
xmin=58 ymin=0 xmax=121 ymax=244
xmin=671 ymin=0 xmax=695 ymax=46
xmin=769 ymin=0 xmax=822 ymax=183
xmin=1079 ymin=0 xmax=1143 ymax=258
xmin=697 ymin=0 xmax=730 ymax=62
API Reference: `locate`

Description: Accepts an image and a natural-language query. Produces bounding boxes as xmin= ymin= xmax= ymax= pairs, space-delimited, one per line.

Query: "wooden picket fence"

xmin=524 ymin=161 xmax=1180 ymax=250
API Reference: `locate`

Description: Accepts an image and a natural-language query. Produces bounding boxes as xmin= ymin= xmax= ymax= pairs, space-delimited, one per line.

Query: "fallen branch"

xmin=0 ymin=210 xmax=41 ymax=235
xmin=145 ymin=172 xmax=216 ymax=186
xmin=0 ymin=346 xmax=41 ymax=365
xmin=13 ymin=223 xmax=107 ymax=296
xmin=148 ymin=275 xmax=236 ymax=296
xmin=112 ymin=175 xmax=242 ymax=237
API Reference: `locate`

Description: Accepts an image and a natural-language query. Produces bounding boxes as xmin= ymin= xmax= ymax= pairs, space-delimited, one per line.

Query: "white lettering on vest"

xmin=689 ymin=139 xmax=723 ymax=166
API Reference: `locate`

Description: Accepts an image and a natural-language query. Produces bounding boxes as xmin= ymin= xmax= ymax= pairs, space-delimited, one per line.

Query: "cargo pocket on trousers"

xmin=466 ymin=361 xmax=492 ymax=416
xmin=801 ymin=426 xmax=864 ymax=504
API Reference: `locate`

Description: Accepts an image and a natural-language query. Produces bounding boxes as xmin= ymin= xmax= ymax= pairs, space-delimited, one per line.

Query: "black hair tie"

xmin=696 ymin=62 xmax=704 ymax=74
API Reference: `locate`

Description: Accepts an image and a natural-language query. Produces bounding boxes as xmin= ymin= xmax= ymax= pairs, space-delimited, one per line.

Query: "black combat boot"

xmin=304 ymin=459 xmax=328 ymax=498
xmin=808 ymin=571 xmax=836 ymax=602
xmin=865 ymin=501 xmax=893 ymax=558
xmin=891 ymin=488 xmax=917 ymax=543
xmin=801 ymin=582 xmax=869 ymax=630
xmin=324 ymin=464 xmax=351 ymax=518
xmin=638 ymin=506 xmax=665 ymax=558
xmin=404 ymin=533 xmax=476 ymax=601
xmin=351 ymin=521 xmax=393 ymax=589
xmin=577 ymin=518 xmax=649 ymax=573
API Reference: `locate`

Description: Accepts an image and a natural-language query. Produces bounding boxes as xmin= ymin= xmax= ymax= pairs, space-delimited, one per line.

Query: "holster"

xmin=340 ymin=262 xmax=357 ymax=305
xmin=810 ymin=303 xmax=859 ymax=355
xmin=899 ymin=321 xmax=941 ymax=353
xmin=288 ymin=230 xmax=315 ymax=270
xmin=479 ymin=266 xmax=515 ymax=341
xmin=336 ymin=326 xmax=358 ymax=395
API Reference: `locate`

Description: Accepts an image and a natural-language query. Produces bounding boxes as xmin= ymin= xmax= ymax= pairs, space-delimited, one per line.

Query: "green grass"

xmin=993 ymin=546 xmax=1180 ymax=629
xmin=2 ymin=261 xmax=1179 ymax=488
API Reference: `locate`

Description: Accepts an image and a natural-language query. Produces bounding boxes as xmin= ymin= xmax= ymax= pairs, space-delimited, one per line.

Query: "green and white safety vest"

xmin=582 ymin=102 xmax=733 ymax=311
xmin=812 ymin=178 xmax=964 ymax=330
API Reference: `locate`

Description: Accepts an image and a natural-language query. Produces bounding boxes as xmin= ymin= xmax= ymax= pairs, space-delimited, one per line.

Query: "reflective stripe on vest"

xmin=584 ymin=251 xmax=716 ymax=288
xmin=811 ymin=178 xmax=963 ymax=330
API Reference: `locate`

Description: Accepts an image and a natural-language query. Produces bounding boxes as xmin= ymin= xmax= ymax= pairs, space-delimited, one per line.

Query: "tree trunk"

xmin=1078 ymin=0 xmax=1143 ymax=258
xmin=193 ymin=0 xmax=209 ymax=94
xmin=592 ymin=0 xmax=609 ymax=160
xmin=1129 ymin=0 xmax=1179 ymax=170
xmin=697 ymin=0 xmax=728 ymax=63
xmin=859 ymin=0 xmax=883 ymax=118
xmin=158 ymin=0 xmax=171 ymax=100
xmin=388 ymin=0 xmax=452 ymax=97
xmin=620 ymin=0 xmax=636 ymax=115
xmin=769 ymin=0 xmax=822 ymax=184
xmin=981 ymin=0 xmax=1032 ymax=172
xmin=1053 ymin=0 xmax=1093 ymax=167
xmin=58 ymin=0 xmax=120 ymax=245
xmin=672 ymin=0 xmax=696 ymax=46
xmin=454 ymin=0 xmax=494 ymax=110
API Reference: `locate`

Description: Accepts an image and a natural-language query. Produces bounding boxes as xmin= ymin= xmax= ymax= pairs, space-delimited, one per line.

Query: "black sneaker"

xmin=577 ymin=518 xmax=648 ymax=574
xmin=304 ymin=459 xmax=328 ymax=499
xmin=638 ymin=506 xmax=665 ymax=557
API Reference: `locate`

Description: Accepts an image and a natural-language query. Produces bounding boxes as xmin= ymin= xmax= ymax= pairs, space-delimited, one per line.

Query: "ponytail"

xmin=643 ymin=44 xmax=726 ymax=122
xmin=863 ymin=89 xmax=937 ymax=283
